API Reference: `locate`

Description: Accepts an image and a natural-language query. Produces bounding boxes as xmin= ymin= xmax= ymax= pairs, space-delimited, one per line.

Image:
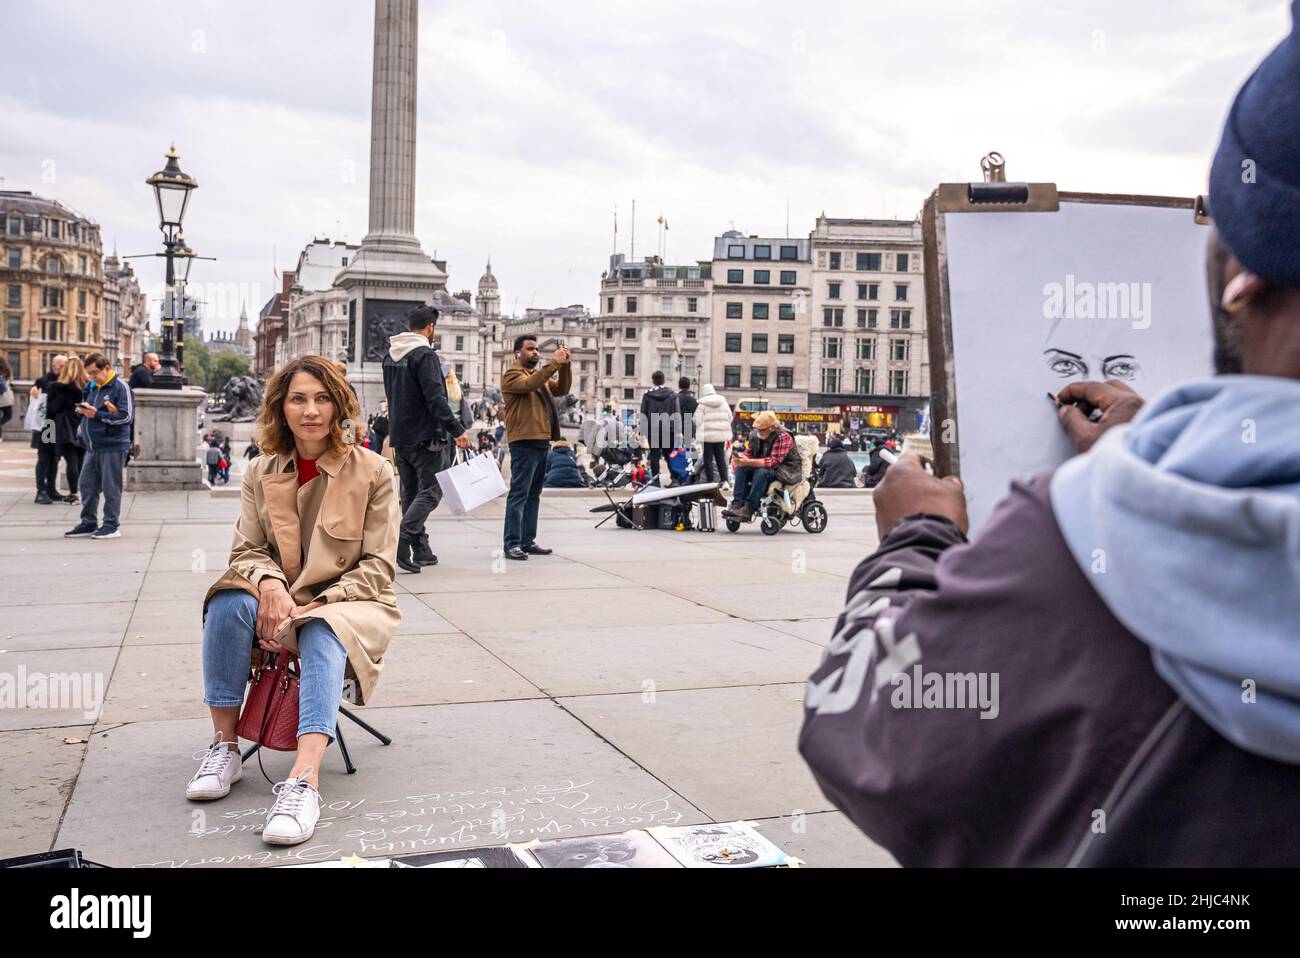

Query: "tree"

xmin=208 ymin=351 xmax=252 ymax=396
xmin=182 ymin=334 xmax=211 ymax=393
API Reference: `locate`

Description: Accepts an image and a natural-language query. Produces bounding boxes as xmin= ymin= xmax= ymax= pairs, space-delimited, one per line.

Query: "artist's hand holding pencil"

xmin=1051 ymin=380 xmax=1145 ymax=454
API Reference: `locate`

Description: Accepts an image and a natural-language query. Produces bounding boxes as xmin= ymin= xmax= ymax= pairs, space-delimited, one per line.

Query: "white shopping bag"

xmin=23 ymin=393 xmax=47 ymax=432
xmin=435 ymin=451 xmax=507 ymax=514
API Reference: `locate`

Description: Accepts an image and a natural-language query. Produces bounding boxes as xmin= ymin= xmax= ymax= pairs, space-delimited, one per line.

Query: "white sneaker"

xmin=186 ymin=735 xmax=243 ymax=800
xmin=262 ymin=769 xmax=321 ymax=845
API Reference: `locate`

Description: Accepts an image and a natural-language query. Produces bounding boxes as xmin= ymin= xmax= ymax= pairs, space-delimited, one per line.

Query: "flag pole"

xmin=631 ymin=200 xmax=636 ymax=262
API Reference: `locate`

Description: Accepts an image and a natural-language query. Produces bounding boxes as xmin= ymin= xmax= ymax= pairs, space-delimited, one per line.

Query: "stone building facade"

xmin=707 ymin=231 xmax=812 ymax=409
xmin=1 ymin=190 xmax=104 ymax=380
xmin=102 ymin=253 xmax=148 ymax=373
xmin=807 ymin=214 xmax=929 ymax=430
xmin=596 ymin=253 xmax=712 ymax=419
xmin=497 ymin=305 xmax=598 ymax=405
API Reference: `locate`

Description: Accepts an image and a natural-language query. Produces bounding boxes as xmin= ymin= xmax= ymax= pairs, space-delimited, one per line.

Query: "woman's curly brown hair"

xmin=255 ymin=355 xmax=362 ymax=456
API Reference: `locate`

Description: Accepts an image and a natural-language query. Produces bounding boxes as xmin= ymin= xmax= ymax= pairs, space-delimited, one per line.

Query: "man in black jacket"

xmin=382 ymin=305 xmax=471 ymax=573
xmin=639 ymin=371 xmax=681 ymax=485
xmin=675 ymin=376 xmax=697 ymax=426
xmin=816 ymin=436 xmax=858 ymax=488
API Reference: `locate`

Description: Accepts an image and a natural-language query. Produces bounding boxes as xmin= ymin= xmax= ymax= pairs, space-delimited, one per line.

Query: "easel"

xmin=921 ymin=152 xmax=1212 ymax=531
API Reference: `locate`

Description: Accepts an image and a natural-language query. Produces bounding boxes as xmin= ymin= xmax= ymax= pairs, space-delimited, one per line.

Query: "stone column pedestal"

xmin=126 ymin=387 xmax=208 ymax=491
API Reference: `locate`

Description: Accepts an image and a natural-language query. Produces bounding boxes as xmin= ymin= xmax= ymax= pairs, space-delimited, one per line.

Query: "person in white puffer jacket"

xmin=692 ymin=384 xmax=734 ymax=485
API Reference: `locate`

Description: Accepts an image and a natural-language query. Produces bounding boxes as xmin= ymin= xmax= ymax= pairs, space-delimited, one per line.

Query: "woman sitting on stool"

xmin=188 ymin=355 xmax=401 ymax=846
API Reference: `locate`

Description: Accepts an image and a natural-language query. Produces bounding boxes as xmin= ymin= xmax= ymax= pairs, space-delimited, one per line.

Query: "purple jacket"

xmin=799 ymin=473 xmax=1300 ymax=866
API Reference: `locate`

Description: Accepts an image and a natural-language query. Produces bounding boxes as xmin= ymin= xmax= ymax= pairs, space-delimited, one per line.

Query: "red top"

xmin=297 ymin=457 xmax=319 ymax=487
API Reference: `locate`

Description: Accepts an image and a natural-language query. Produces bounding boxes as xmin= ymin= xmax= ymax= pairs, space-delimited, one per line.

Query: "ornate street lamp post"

xmin=145 ymin=144 xmax=198 ymax=389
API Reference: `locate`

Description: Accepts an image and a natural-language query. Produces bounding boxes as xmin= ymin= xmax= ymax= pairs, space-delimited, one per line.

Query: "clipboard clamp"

xmin=936 ymin=151 xmax=1060 ymax=212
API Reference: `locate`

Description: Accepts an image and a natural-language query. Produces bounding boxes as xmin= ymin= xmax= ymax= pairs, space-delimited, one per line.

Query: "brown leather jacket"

xmin=501 ymin=359 xmax=572 ymax=441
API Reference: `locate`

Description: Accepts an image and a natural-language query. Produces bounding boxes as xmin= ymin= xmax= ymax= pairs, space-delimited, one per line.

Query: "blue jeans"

xmin=202 ymin=589 xmax=348 ymax=741
xmin=731 ymin=466 xmax=774 ymax=512
xmin=504 ymin=440 xmax=549 ymax=550
xmin=79 ymin=447 xmax=128 ymax=531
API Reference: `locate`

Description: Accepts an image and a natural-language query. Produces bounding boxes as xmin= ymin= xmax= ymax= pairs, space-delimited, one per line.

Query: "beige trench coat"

xmin=203 ymin=444 xmax=401 ymax=705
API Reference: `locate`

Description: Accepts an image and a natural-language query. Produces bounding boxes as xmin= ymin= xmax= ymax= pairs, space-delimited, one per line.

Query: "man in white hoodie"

xmin=381 ymin=305 xmax=471 ymax=573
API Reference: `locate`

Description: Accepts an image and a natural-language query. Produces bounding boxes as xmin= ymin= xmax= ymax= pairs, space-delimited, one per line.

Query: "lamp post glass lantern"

xmin=145 ymin=144 xmax=198 ymax=388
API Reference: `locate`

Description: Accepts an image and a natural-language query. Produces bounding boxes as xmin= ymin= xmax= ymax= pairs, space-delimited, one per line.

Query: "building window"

xmin=624 ymin=387 xmax=635 ymax=399
xmin=728 ymin=244 xmax=745 ymax=259
xmin=779 ymin=270 xmax=796 ymax=285
xmin=776 ymin=366 xmax=794 ymax=389
xmin=890 ymin=369 xmax=908 ymax=394
xmin=726 ymin=302 xmax=742 ymax=319
xmin=821 ymin=307 xmax=844 ymax=327
xmin=687 ymin=266 xmax=701 ymax=279
xmin=624 ymin=353 xmax=636 ymax=376
xmin=727 ymin=269 xmax=743 ymax=284
xmin=78 ymin=320 xmax=86 ymax=341
xmin=661 ymin=327 xmax=674 ymax=339
xmin=822 ymin=368 xmax=841 ymax=393
xmin=7 ymin=216 xmax=20 ymax=236
xmin=661 ymin=296 xmax=675 ymax=312
xmin=605 ymin=353 xmax=613 ymax=375
xmin=895 ymin=284 xmax=909 ymax=301
xmin=753 ymin=303 xmax=769 ymax=320
xmin=752 ymin=334 xmax=768 ymax=353
xmin=5 ymin=351 xmax=20 ymax=376
xmin=753 ymin=244 xmax=771 ymax=260
xmin=725 ymin=332 xmax=742 ymax=352
xmin=779 ymin=303 xmax=795 ymax=321
xmin=582 ymin=338 xmax=589 ymax=348
xmin=686 ymin=296 xmax=698 ymax=313
xmin=48 ymin=220 xmax=61 ymax=239
xmin=607 ymin=296 xmax=615 ymax=313
xmin=659 ymin=353 xmax=674 ymax=375
xmin=724 ymin=365 xmax=741 ymax=388
xmin=6 ymin=317 xmax=21 ymax=338
xmin=780 ymin=245 xmax=798 ymax=260
xmin=750 ymin=366 xmax=768 ymax=389
xmin=625 ymin=327 xmax=636 ymax=339
xmin=685 ymin=328 xmax=697 ymax=339
xmin=823 ymin=337 xmax=842 ymax=360
xmin=897 ymin=253 xmax=910 ymax=272
xmin=829 ymin=251 xmax=841 ymax=270
xmin=866 ymin=283 xmax=879 ymax=301
xmin=857 ymin=252 xmax=881 ymax=271
xmin=754 ymin=270 xmax=770 ymax=285
xmin=604 ymin=387 xmax=612 ymax=398
xmin=890 ymin=309 xmax=912 ymax=329
xmin=627 ymin=296 xmax=638 ymax=313
xmin=891 ymin=338 xmax=909 ymax=361
xmin=828 ymin=282 xmax=841 ymax=300
xmin=79 ymin=255 xmax=87 ymax=273
xmin=662 ymin=267 xmax=678 ymax=279
xmin=856 ymin=368 xmax=875 ymax=394
xmin=41 ymin=287 xmax=64 ymax=309
xmin=6 ymin=249 xmax=19 ymax=269
xmin=605 ymin=326 xmax=614 ymax=338
xmin=6 ymin=285 xmax=20 ymax=307
xmin=455 ymin=335 xmax=464 ymax=351
xmin=44 ymin=257 xmax=61 ymax=273
xmin=777 ymin=334 xmax=795 ymax=354
xmin=77 ymin=290 xmax=87 ymax=312
xmin=856 ymin=337 xmax=876 ymax=360
xmin=856 ymin=283 xmax=867 ymax=300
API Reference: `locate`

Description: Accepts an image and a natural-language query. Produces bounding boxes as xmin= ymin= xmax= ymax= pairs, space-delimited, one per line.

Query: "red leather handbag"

xmin=236 ymin=651 xmax=300 ymax=752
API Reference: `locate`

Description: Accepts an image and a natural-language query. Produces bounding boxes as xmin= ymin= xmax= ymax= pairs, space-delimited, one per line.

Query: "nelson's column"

xmin=335 ymin=0 xmax=447 ymax=415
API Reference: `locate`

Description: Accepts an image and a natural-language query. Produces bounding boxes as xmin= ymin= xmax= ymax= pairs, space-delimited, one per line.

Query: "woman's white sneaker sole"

xmin=186 ymin=766 xmax=242 ymax=801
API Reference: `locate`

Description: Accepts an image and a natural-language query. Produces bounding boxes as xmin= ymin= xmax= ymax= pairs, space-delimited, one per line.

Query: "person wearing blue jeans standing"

xmin=503 ymin=439 xmax=550 ymax=553
xmin=64 ymin=353 xmax=133 ymax=540
xmin=499 ymin=335 xmax=572 ymax=560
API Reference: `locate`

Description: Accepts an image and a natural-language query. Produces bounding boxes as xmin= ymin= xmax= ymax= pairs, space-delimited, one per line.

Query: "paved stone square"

xmin=0 ymin=440 xmax=896 ymax=868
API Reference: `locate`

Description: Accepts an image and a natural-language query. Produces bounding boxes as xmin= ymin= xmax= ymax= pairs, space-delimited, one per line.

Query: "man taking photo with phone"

xmin=64 ymin=353 xmax=133 ymax=540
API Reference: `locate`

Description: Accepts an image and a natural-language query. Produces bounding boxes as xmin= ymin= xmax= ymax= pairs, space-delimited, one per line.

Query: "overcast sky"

xmin=0 ymin=0 xmax=1290 ymax=332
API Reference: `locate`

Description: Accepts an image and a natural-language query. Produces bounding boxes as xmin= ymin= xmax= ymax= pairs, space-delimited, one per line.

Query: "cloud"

xmin=0 ymin=0 xmax=1289 ymax=338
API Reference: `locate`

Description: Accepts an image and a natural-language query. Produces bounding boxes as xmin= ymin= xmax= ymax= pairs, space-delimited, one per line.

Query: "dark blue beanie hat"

xmin=1209 ymin=1 xmax=1300 ymax=287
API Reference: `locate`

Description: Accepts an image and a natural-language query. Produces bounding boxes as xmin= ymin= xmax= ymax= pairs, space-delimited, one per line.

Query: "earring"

xmin=1222 ymin=271 xmax=1264 ymax=314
